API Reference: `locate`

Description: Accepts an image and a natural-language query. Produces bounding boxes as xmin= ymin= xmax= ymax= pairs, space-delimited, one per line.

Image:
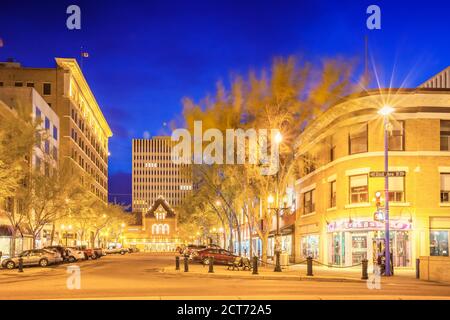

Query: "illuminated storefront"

xmin=327 ymin=219 xmax=412 ymax=267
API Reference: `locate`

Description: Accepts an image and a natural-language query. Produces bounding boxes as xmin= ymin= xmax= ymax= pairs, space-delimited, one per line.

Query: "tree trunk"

xmin=261 ymin=233 xmax=269 ymax=264
xmin=50 ymin=223 xmax=56 ymax=246
xmin=248 ymin=223 xmax=253 ymax=258
xmin=228 ymin=223 xmax=234 ymax=252
xmin=236 ymin=223 xmax=242 ymax=256
xmin=10 ymin=233 xmax=16 ymax=257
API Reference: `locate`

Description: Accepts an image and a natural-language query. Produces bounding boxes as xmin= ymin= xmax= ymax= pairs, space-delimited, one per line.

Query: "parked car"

xmin=93 ymin=248 xmax=105 ymax=259
xmin=44 ymin=246 xmax=68 ymax=261
xmin=106 ymin=247 xmax=128 ymax=255
xmin=72 ymin=246 xmax=96 ymax=260
xmin=182 ymin=244 xmax=207 ymax=257
xmin=2 ymin=249 xmax=63 ymax=269
xmin=193 ymin=248 xmax=239 ymax=265
xmin=65 ymin=247 xmax=85 ymax=262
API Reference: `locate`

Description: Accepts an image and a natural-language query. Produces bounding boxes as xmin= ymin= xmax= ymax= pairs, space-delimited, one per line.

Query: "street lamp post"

xmin=268 ymin=195 xmax=289 ymax=272
xmin=378 ymin=105 xmax=394 ymax=276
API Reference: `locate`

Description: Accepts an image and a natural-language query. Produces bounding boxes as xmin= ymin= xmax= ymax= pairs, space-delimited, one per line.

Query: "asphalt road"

xmin=0 ymin=253 xmax=449 ymax=300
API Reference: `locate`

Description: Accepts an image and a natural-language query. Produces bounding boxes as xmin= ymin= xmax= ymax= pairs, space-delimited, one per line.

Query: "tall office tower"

xmin=0 ymin=58 xmax=112 ymax=203
xmin=132 ymin=137 xmax=192 ymax=213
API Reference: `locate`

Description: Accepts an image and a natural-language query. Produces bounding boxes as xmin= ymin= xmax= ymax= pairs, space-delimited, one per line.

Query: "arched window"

xmin=152 ymin=224 xmax=158 ymax=234
xmin=158 ymin=224 xmax=163 ymax=234
xmin=163 ymin=224 xmax=170 ymax=235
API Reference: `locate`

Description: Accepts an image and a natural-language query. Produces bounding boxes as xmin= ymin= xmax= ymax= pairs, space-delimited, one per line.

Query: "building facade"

xmin=0 ymin=59 xmax=112 ymax=203
xmin=124 ymin=196 xmax=180 ymax=252
xmin=0 ymin=87 xmax=60 ymax=256
xmin=293 ymin=88 xmax=450 ymax=268
xmin=132 ymin=137 xmax=192 ymax=212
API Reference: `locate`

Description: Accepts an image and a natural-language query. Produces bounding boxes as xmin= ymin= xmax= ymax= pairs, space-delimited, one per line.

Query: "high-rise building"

xmin=132 ymin=137 xmax=192 ymax=213
xmin=0 ymin=58 xmax=112 ymax=203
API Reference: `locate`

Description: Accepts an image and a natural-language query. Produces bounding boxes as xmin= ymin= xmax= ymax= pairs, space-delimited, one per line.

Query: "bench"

xmin=227 ymin=257 xmax=253 ymax=271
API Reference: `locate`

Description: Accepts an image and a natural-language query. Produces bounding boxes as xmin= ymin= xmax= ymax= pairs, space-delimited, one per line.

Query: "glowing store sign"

xmin=327 ymin=220 xmax=412 ymax=233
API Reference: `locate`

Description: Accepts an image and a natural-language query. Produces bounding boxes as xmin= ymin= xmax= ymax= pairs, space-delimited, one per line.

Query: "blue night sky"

xmin=1 ymin=0 xmax=450 ymax=205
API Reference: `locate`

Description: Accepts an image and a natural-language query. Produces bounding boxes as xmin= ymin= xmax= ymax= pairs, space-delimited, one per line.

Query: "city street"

xmin=0 ymin=253 xmax=449 ymax=300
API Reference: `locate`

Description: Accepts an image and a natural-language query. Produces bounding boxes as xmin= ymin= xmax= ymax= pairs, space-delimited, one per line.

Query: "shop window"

xmin=301 ymin=235 xmax=319 ymax=259
xmin=349 ymin=174 xmax=368 ymax=203
xmin=349 ymin=123 xmax=368 ymax=154
xmin=440 ymin=120 xmax=450 ymax=151
xmin=430 ymin=230 xmax=449 ymax=256
xmin=441 ymin=173 xmax=450 ymax=203
xmin=388 ymin=120 xmax=405 ymax=151
xmin=303 ymin=189 xmax=315 ymax=214
xmin=330 ymin=180 xmax=337 ymax=208
xmin=388 ymin=176 xmax=405 ymax=202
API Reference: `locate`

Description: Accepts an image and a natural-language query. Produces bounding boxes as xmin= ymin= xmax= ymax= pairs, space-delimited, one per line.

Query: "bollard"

xmin=361 ymin=259 xmax=369 ymax=280
xmin=18 ymin=257 xmax=24 ymax=273
xmin=184 ymin=255 xmax=189 ymax=272
xmin=416 ymin=258 xmax=420 ymax=279
xmin=252 ymin=256 xmax=258 ymax=275
xmin=175 ymin=256 xmax=180 ymax=271
xmin=306 ymin=256 xmax=313 ymax=276
xmin=208 ymin=256 xmax=214 ymax=273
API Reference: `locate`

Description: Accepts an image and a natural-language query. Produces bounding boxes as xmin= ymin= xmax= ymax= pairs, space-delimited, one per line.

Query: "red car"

xmin=72 ymin=246 xmax=96 ymax=260
xmin=193 ymin=248 xmax=239 ymax=265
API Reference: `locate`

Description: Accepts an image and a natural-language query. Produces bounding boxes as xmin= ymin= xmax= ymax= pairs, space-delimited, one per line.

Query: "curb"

xmin=160 ymin=268 xmax=364 ymax=283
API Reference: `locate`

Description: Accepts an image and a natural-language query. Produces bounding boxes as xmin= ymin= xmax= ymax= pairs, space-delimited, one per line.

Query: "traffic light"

xmin=375 ymin=191 xmax=382 ymax=207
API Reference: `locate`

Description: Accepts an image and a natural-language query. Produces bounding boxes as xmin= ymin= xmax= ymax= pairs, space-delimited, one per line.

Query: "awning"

xmin=0 ymin=225 xmax=13 ymax=237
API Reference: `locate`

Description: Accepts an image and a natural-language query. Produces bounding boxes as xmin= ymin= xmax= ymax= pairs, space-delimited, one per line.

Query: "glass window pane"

xmin=430 ymin=231 xmax=449 ymax=256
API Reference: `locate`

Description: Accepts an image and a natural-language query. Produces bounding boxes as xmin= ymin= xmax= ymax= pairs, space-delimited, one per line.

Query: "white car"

xmin=66 ymin=247 xmax=85 ymax=262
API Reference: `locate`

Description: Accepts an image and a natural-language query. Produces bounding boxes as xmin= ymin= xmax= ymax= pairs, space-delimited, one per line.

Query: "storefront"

xmin=300 ymin=234 xmax=320 ymax=259
xmin=327 ymin=219 xmax=412 ymax=267
xmin=267 ymin=227 xmax=294 ymax=259
xmin=0 ymin=225 xmax=33 ymax=258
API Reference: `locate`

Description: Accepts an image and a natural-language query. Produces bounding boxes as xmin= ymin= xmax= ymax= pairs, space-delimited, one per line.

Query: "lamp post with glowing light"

xmin=378 ymin=105 xmax=394 ymax=276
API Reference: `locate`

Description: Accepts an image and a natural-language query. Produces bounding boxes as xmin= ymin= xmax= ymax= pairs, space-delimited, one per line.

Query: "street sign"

xmin=369 ymin=171 xmax=406 ymax=178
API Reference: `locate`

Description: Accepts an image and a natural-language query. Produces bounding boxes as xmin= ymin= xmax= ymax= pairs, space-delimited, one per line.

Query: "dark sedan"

xmin=193 ymin=248 xmax=239 ymax=265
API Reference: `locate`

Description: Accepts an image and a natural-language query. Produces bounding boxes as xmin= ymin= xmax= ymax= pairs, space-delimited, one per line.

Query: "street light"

xmin=378 ymin=104 xmax=394 ymax=276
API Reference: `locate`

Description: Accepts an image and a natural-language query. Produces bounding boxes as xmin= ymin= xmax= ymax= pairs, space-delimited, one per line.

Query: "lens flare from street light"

xmin=378 ymin=105 xmax=395 ymax=116
xmin=274 ymin=132 xmax=283 ymax=144
xmin=215 ymin=200 xmax=221 ymax=206
xmin=268 ymin=195 xmax=274 ymax=204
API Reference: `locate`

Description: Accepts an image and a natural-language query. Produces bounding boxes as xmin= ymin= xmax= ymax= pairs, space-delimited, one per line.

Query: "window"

xmin=26 ymin=82 xmax=34 ymax=88
xmin=35 ymin=106 xmax=41 ymax=119
xmin=45 ymin=117 xmax=50 ymax=130
xmin=330 ymin=136 xmax=336 ymax=162
xmin=53 ymin=126 xmax=58 ymax=140
xmin=301 ymin=235 xmax=319 ymax=259
xmin=389 ymin=120 xmax=405 ymax=151
xmin=303 ymin=189 xmax=315 ymax=214
xmin=44 ymin=140 xmax=50 ymax=154
xmin=43 ymin=83 xmax=51 ymax=95
xmin=14 ymin=82 xmax=23 ymax=87
xmin=349 ymin=174 xmax=368 ymax=203
xmin=441 ymin=173 xmax=450 ymax=203
xmin=330 ymin=180 xmax=337 ymax=208
xmin=349 ymin=124 xmax=368 ymax=154
xmin=35 ymin=156 xmax=41 ymax=171
xmin=0 ymin=82 xmax=3 ymax=86
xmin=430 ymin=231 xmax=449 ymax=256
xmin=440 ymin=120 xmax=450 ymax=151
xmin=388 ymin=176 xmax=405 ymax=202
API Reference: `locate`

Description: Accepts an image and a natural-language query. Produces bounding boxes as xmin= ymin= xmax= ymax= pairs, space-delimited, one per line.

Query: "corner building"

xmin=0 ymin=59 xmax=112 ymax=203
xmin=294 ymin=88 xmax=450 ymax=268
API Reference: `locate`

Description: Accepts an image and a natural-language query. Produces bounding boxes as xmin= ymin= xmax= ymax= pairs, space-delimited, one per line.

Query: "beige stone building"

xmin=0 ymin=59 xmax=112 ymax=203
xmin=293 ymin=87 xmax=450 ymax=268
xmin=132 ymin=136 xmax=192 ymax=212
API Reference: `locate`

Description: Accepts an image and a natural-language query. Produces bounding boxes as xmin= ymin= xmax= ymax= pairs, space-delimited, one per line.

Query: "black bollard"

xmin=175 ymin=256 xmax=180 ymax=270
xmin=184 ymin=255 xmax=189 ymax=272
xmin=208 ymin=256 xmax=214 ymax=273
xmin=252 ymin=256 xmax=258 ymax=275
xmin=416 ymin=258 xmax=420 ymax=279
xmin=18 ymin=257 xmax=24 ymax=273
xmin=361 ymin=259 xmax=369 ymax=280
xmin=306 ymin=256 xmax=313 ymax=276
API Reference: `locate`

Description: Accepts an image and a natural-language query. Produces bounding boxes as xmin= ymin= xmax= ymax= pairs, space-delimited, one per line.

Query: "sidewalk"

xmin=161 ymin=261 xmax=416 ymax=283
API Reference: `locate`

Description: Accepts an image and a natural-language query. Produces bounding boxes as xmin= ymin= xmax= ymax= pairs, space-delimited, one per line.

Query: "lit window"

xmin=349 ymin=124 xmax=368 ymax=154
xmin=349 ymin=174 xmax=368 ymax=203
xmin=430 ymin=231 xmax=449 ymax=256
xmin=388 ymin=121 xmax=405 ymax=151
xmin=441 ymin=173 xmax=450 ymax=203
xmin=303 ymin=189 xmax=315 ymax=214
xmin=388 ymin=176 xmax=405 ymax=202
xmin=440 ymin=120 xmax=450 ymax=151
